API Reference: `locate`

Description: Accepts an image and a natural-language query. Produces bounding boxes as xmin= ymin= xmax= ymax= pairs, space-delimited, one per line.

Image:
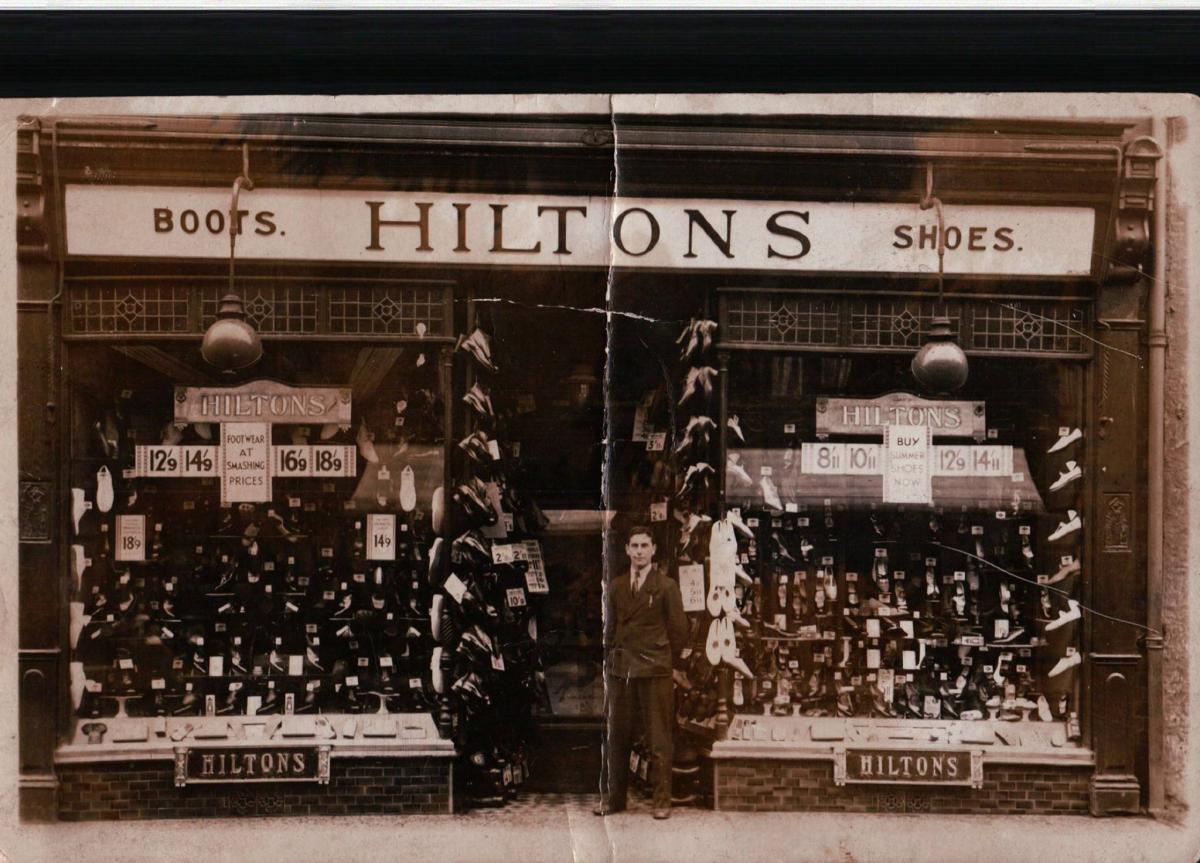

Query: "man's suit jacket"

xmin=604 ymin=565 xmax=690 ymax=679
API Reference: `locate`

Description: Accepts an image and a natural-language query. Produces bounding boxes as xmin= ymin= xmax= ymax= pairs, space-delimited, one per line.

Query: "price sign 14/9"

xmin=366 ymin=514 xmax=396 ymax=561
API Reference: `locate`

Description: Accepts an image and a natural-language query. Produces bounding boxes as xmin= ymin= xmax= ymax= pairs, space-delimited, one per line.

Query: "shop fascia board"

xmin=34 ymin=113 xmax=1132 ymax=165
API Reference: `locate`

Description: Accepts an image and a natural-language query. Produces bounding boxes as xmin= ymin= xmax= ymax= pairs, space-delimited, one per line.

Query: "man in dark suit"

xmin=594 ymin=525 xmax=689 ymax=820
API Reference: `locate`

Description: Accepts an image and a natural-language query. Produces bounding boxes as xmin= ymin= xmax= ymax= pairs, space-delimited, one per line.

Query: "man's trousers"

xmin=600 ymin=673 xmax=674 ymax=810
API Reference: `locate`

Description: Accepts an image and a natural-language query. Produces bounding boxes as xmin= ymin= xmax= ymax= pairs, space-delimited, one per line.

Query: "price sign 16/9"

xmin=274 ymin=445 xmax=312 ymax=476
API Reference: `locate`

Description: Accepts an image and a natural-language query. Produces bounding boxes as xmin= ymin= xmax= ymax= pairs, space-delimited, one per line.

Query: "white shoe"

xmin=1048 ymin=510 xmax=1082 ymax=542
xmin=1049 ymin=460 xmax=1082 ymax=492
xmin=357 ymin=422 xmax=379 ymax=464
xmin=726 ymin=607 xmax=752 ymax=629
xmin=726 ymin=508 xmax=754 ymax=540
xmin=194 ymin=422 xmax=213 ymax=441
xmin=71 ymin=544 xmax=86 ymax=581
xmin=1036 ymin=694 xmax=1053 ymax=722
xmin=1048 ymin=651 xmax=1082 ymax=678
xmin=1048 ymin=427 xmax=1082 ymax=454
xmin=96 ymin=466 xmax=114 ymax=514
xmin=1045 ymin=598 xmax=1082 ymax=631
xmin=1044 ymin=558 xmax=1082 ymax=586
xmin=71 ymin=488 xmax=89 ymax=535
xmin=705 ymin=618 xmax=722 ymax=665
xmin=727 ymin=415 xmax=745 ymax=443
xmin=706 ymin=584 xmax=727 ymax=618
xmin=726 ymin=456 xmax=754 ymax=487
xmin=430 ymin=647 xmax=445 ymax=694
xmin=760 ymin=477 xmax=782 ymax=510
xmin=399 ymin=465 xmax=417 ymax=512
xmin=161 ymin=422 xmax=183 ymax=446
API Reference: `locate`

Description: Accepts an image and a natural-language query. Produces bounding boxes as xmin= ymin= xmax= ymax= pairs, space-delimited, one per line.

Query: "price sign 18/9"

xmin=115 ymin=515 xmax=146 ymax=562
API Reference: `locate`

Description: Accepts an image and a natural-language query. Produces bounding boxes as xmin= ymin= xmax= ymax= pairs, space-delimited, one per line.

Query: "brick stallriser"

xmin=715 ymin=760 xmax=1091 ymax=814
xmin=57 ymin=758 xmax=452 ymax=821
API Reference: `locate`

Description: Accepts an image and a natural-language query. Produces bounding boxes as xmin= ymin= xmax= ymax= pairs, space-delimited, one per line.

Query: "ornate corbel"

xmin=1108 ymin=136 xmax=1163 ymax=281
xmin=16 ymin=117 xmax=49 ymax=261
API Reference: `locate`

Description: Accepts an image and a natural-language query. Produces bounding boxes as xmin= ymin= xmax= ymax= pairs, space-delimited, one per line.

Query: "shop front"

xmin=17 ymin=112 xmax=1164 ymax=820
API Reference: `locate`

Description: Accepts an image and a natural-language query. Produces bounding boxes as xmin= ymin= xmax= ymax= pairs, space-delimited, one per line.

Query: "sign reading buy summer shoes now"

xmin=66 ymin=186 xmax=1096 ymax=276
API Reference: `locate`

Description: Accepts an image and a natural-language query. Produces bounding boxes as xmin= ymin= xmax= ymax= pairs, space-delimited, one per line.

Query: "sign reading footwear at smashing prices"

xmin=175 ymin=382 xmax=352 ymax=427
xmin=221 ymin=422 xmax=272 ymax=504
xmin=66 ymin=186 xmax=1096 ymax=277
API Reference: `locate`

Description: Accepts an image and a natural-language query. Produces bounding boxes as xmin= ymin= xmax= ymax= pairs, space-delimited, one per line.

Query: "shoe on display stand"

xmin=1048 ymin=427 xmax=1082 ymax=454
xmin=726 ymin=414 xmax=745 ymax=443
xmin=1044 ymin=557 xmax=1081 ymax=586
xmin=1048 ymin=651 xmax=1083 ymax=678
xmin=357 ymin=422 xmax=379 ymax=465
xmin=1045 ymin=598 xmax=1082 ymax=631
xmin=760 ymin=477 xmax=783 ymax=511
xmin=1048 ymin=510 xmax=1082 ymax=542
xmin=1049 ymin=460 xmax=1082 ymax=492
xmin=95 ymin=466 xmax=114 ymax=514
xmin=71 ymin=487 xmax=89 ymax=535
xmin=725 ymin=455 xmax=754 ymax=487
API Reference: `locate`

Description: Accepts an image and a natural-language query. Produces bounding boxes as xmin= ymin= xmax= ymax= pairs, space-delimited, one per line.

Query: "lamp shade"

xmin=911 ymin=316 xmax=968 ymax=394
xmin=201 ymin=294 xmax=263 ymax=371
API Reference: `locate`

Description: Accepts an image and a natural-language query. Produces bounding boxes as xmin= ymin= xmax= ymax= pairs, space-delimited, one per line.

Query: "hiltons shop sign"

xmin=66 ymin=186 xmax=1096 ymax=276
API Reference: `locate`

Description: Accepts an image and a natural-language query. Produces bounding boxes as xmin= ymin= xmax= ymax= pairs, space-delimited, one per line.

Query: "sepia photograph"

xmin=2 ymin=69 xmax=1199 ymax=863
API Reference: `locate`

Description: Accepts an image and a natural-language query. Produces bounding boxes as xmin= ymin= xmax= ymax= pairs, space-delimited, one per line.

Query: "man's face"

xmin=625 ymin=533 xmax=656 ymax=570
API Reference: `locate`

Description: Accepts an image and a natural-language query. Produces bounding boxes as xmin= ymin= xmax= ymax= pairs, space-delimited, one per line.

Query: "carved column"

xmin=1087 ymin=313 xmax=1145 ymax=815
xmin=18 ymin=118 xmax=60 ymax=821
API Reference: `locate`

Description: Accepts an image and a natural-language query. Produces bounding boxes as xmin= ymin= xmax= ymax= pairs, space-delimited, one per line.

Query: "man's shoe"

xmin=1048 ymin=427 xmax=1082 ymax=454
xmin=653 ymin=808 xmax=670 ymax=820
xmin=592 ymin=803 xmax=624 ymax=816
xmin=1048 ymin=510 xmax=1082 ymax=542
xmin=1049 ymin=460 xmax=1082 ymax=492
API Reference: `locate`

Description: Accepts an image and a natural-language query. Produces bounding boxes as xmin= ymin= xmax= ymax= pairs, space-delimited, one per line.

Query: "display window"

xmin=719 ymin=349 xmax=1087 ymax=744
xmin=65 ymin=341 xmax=450 ymax=728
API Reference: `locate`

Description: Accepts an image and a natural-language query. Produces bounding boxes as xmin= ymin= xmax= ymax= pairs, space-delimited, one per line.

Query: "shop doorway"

xmin=481 ymin=287 xmax=608 ymax=792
